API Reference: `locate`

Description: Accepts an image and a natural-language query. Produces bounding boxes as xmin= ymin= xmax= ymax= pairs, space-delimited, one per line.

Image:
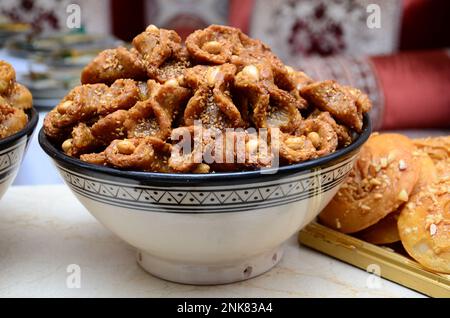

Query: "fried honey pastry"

xmin=234 ymin=64 xmax=303 ymax=133
xmin=186 ymin=25 xmax=298 ymax=96
xmin=62 ymin=123 xmax=99 ymax=157
xmin=300 ymin=80 xmax=371 ymax=132
xmin=46 ymin=79 xmax=140 ymax=133
xmin=3 ymin=83 xmax=33 ymax=110
xmin=285 ymin=67 xmax=314 ymax=91
xmin=169 ymin=126 xmax=209 ymax=173
xmin=183 ymin=64 xmax=244 ymax=129
xmin=185 ymin=24 xmax=240 ymax=65
xmin=124 ymin=99 xmax=170 ymax=140
xmin=205 ymin=129 xmax=277 ymax=172
xmin=0 ymin=61 xmax=32 ymax=139
xmin=0 ymin=101 xmax=27 ymax=139
xmin=81 ymin=47 xmax=147 ymax=85
xmin=308 ymin=110 xmax=353 ymax=147
xmin=44 ymin=85 xmax=103 ymax=141
xmin=62 ymin=110 xmax=130 ymax=157
xmin=186 ymin=25 xmax=284 ymax=76
xmin=91 ymin=110 xmax=129 ymax=146
xmin=263 ymin=86 xmax=303 ymax=133
xmin=294 ymin=116 xmax=338 ymax=157
xmin=80 ymin=152 xmax=107 ymax=166
xmin=150 ymin=47 xmax=191 ymax=83
xmin=44 ymin=24 xmax=374 ymax=173
xmin=97 ymin=79 xmax=141 ymax=116
xmin=278 ymin=132 xmax=316 ymax=164
xmin=221 ymin=130 xmax=277 ymax=171
xmin=169 ymin=126 xmax=274 ymax=173
xmin=319 ymin=134 xmax=420 ymax=233
xmin=283 ymin=67 xmax=311 ymax=109
xmin=147 ymin=79 xmax=191 ymax=121
xmin=132 ymin=25 xmax=187 ymax=83
xmin=124 ymin=80 xmax=190 ymax=140
xmin=205 ymin=132 xmax=270 ymax=172
xmin=398 ymin=177 xmax=450 ymax=273
xmin=0 ymin=60 xmax=15 ymax=95
xmin=48 ymin=84 xmax=108 ymax=130
xmin=233 ymin=63 xmax=270 ymax=102
xmin=169 ymin=126 xmax=250 ymax=173
xmin=104 ymin=137 xmax=172 ymax=172
xmin=43 ymin=109 xmax=70 ymax=141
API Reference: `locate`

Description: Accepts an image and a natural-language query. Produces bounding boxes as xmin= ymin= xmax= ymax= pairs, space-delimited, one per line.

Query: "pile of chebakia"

xmin=44 ymin=25 xmax=371 ymax=173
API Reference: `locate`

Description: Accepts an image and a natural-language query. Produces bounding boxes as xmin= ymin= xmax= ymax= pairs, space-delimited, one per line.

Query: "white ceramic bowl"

xmin=39 ymin=116 xmax=371 ymax=285
xmin=0 ymin=108 xmax=38 ymax=200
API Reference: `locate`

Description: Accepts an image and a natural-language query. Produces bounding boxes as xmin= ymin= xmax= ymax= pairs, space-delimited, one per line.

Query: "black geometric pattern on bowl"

xmin=0 ymin=108 xmax=39 ymax=184
xmin=0 ymin=139 xmax=26 ymax=183
xmin=56 ymin=156 xmax=354 ymax=213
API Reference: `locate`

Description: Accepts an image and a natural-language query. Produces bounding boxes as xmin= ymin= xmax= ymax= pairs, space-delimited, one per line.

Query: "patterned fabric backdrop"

xmin=250 ymin=0 xmax=403 ymax=61
xmin=0 ymin=0 xmax=111 ymax=34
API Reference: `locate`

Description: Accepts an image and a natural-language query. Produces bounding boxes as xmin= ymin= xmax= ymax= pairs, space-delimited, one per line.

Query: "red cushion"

xmin=371 ymin=50 xmax=450 ymax=129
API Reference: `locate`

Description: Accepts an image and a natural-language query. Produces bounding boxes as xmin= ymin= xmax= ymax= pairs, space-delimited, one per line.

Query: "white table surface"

xmin=0 ymin=185 xmax=423 ymax=298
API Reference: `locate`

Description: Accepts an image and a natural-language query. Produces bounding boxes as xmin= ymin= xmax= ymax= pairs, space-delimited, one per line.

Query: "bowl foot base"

xmin=136 ymin=246 xmax=284 ymax=285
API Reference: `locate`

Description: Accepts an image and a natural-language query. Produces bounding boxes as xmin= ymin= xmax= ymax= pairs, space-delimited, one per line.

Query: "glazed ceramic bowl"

xmin=0 ymin=108 xmax=38 ymax=200
xmin=39 ymin=115 xmax=371 ymax=285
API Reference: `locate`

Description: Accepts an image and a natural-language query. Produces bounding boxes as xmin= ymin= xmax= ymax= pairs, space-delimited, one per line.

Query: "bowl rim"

xmin=0 ymin=107 xmax=39 ymax=148
xmin=39 ymin=114 xmax=371 ymax=183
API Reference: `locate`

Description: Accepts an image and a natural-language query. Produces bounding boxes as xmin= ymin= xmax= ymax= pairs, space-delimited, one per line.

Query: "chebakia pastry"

xmin=44 ymin=25 xmax=371 ymax=173
xmin=0 ymin=61 xmax=32 ymax=139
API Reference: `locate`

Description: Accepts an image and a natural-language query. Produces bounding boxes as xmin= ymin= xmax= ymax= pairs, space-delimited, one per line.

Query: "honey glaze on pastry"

xmin=300 ymin=80 xmax=371 ymax=133
xmin=44 ymin=25 xmax=372 ymax=173
xmin=319 ymin=134 xmax=420 ymax=233
xmin=0 ymin=61 xmax=32 ymax=139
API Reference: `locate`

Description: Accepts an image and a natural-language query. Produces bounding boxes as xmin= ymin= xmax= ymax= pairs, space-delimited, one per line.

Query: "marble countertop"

xmin=0 ymin=185 xmax=423 ymax=298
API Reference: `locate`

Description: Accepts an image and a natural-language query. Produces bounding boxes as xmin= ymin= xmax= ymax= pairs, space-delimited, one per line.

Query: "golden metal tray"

xmin=298 ymin=222 xmax=450 ymax=297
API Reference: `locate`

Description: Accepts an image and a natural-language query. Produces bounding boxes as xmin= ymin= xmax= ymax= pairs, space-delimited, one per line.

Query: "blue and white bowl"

xmin=0 ymin=108 xmax=38 ymax=200
xmin=39 ymin=115 xmax=371 ymax=285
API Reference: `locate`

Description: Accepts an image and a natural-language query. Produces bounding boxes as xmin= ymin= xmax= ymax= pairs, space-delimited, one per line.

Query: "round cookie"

xmin=413 ymin=136 xmax=450 ymax=162
xmin=356 ymin=152 xmax=438 ymax=244
xmin=413 ymin=136 xmax=450 ymax=178
xmin=398 ymin=177 xmax=450 ymax=274
xmin=319 ymin=133 xmax=420 ymax=233
xmin=411 ymin=151 xmax=438 ymax=196
xmin=356 ymin=210 xmax=400 ymax=245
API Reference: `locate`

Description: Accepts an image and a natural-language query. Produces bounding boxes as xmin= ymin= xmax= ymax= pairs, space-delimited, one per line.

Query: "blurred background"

xmin=0 ymin=0 xmax=448 ymax=185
